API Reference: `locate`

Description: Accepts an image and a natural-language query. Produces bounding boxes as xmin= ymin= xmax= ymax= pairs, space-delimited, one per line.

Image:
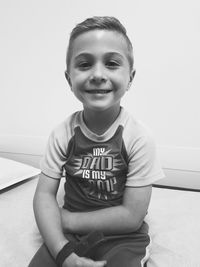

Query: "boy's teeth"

xmin=96 ymin=90 xmax=106 ymax=93
xmin=88 ymin=90 xmax=111 ymax=94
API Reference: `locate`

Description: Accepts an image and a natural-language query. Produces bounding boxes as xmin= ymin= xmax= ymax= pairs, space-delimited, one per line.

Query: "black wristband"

xmin=55 ymin=241 xmax=76 ymax=267
xmin=55 ymin=231 xmax=105 ymax=266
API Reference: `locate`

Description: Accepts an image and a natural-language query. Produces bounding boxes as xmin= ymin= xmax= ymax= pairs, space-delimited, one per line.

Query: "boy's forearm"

xmin=33 ymin=192 xmax=68 ymax=258
xmin=61 ymin=186 xmax=151 ymax=236
xmin=61 ymin=205 xmax=143 ymax=235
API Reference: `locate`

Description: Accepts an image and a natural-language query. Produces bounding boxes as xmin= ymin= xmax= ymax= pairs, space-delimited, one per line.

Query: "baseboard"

xmin=158 ymin=145 xmax=200 ymax=172
xmin=0 ymin=152 xmax=42 ymax=168
xmin=0 ymin=135 xmax=47 ymax=155
xmin=155 ymin=168 xmax=200 ymax=190
xmin=0 ymin=135 xmax=45 ymax=168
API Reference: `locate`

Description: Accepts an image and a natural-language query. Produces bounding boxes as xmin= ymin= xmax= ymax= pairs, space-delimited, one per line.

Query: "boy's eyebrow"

xmin=74 ymin=53 xmax=93 ymax=60
xmin=104 ymin=52 xmax=124 ymax=59
xmin=74 ymin=52 xmax=125 ymax=60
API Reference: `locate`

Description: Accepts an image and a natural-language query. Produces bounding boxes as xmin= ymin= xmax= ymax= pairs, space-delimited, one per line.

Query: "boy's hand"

xmin=63 ymin=252 xmax=107 ymax=267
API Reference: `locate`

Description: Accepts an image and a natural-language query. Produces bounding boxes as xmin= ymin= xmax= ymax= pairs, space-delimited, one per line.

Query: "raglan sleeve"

xmin=125 ymin=133 xmax=165 ymax=187
xmin=40 ymin=123 xmax=69 ymax=179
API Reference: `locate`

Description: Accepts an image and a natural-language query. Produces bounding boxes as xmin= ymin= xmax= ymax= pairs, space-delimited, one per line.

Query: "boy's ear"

xmin=65 ymin=71 xmax=72 ymax=87
xmin=130 ymin=69 xmax=136 ymax=83
xmin=127 ymin=69 xmax=136 ymax=91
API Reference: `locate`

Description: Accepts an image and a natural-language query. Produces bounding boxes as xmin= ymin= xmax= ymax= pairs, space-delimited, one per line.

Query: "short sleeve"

xmin=40 ymin=124 xmax=69 ymax=179
xmin=126 ymin=134 xmax=165 ymax=187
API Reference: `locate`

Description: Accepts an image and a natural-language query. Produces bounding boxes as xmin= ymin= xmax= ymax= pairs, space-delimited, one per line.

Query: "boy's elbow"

xmin=33 ymin=190 xmax=50 ymax=213
xmin=133 ymin=219 xmax=144 ymax=232
xmin=128 ymin=218 xmax=143 ymax=233
xmin=32 ymin=191 xmax=42 ymax=216
xmin=125 ymin=211 xmax=145 ymax=233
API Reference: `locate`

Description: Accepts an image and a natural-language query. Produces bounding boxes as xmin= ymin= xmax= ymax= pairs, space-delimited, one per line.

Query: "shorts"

xmin=28 ymin=222 xmax=150 ymax=267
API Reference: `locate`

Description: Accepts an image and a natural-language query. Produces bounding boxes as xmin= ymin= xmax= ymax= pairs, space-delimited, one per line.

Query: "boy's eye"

xmin=77 ymin=61 xmax=91 ymax=69
xmin=106 ymin=60 xmax=120 ymax=69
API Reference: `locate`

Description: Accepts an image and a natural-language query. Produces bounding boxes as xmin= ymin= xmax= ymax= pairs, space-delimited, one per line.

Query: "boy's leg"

xmin=104 ymin=236 xmax=150 ymax=267
xmin=28 ymin=243 xmax=57 ymax=267
xmin=92 ymin=231 xmax=151 ymax=267
xmin=29 ymin=227 xmax=150 ymax=267
xmin=28 ymin=234 xmax=77 ymax=267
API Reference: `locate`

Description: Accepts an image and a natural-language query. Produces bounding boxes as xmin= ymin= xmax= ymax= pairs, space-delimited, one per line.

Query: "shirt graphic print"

xmin=63 ymin=126 xmax=128 ymax=212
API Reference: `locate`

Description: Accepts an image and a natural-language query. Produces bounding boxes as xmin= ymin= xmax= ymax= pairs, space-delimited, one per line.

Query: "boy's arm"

xmin=33 ymin=173 xmax=68 ymax=257
xmin=33 ymin=173 xmax=107 ymax=267
xmin=61 ymin=185 xmax=152 ymax=235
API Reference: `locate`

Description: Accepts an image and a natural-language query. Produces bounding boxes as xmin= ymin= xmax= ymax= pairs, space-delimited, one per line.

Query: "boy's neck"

xmin=83 ymin=106 xmax=121 ymax=135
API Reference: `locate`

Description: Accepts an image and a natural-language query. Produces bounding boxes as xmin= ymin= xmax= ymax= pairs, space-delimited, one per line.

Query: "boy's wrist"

xmin=56 ymin=231 xmax=105 ymax=266
xmin=56 ymin=241 xmax=77 ymax=267
xmin=52 ymin=239 xmax=69 ymax=259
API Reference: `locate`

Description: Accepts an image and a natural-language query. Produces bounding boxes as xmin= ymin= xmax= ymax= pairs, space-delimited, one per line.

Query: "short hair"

xmin=66 ymin=16 xmax=134 ymax=72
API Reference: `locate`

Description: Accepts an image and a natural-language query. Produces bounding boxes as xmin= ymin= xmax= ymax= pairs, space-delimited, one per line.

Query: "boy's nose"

xmin=89 ymin=64 xmax=107 ymax=84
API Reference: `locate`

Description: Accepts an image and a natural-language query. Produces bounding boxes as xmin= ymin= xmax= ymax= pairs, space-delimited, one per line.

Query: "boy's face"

xmin=66 ymin=30 xmax=135 ymax=112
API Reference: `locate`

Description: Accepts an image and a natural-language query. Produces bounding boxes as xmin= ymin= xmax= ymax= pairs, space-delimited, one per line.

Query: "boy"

xmin=29 ymin=16 xmax=165 ymax=267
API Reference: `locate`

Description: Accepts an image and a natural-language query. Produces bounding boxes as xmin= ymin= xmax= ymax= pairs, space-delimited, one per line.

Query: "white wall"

xmin=0 ymin=0 xmax=200 ymax=175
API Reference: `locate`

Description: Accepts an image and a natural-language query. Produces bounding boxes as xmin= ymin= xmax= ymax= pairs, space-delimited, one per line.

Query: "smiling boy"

xmin=29 ymin=16 xmax=164 ymax=267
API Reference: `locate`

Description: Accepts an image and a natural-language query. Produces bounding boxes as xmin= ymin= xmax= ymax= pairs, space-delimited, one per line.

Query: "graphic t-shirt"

xmin=41 ymin=107 xmax=165 ymax=212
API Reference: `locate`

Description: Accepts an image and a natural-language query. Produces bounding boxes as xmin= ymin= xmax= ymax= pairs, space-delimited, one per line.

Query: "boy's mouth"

xmin=85 ymin=89 xmax=112 ymax=94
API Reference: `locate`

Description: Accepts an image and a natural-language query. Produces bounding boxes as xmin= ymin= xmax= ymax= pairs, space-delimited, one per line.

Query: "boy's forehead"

xmin=93 ymin=30 xmax=107 ymax=40
xmin=71 ymin=29 xmax=129 ymax=58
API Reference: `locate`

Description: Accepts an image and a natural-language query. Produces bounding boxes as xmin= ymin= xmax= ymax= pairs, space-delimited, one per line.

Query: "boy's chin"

xmin=83 ymin=103 xmax=120 ymax=113
xmin=84 ymin=106 xmax=108 ymax=112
